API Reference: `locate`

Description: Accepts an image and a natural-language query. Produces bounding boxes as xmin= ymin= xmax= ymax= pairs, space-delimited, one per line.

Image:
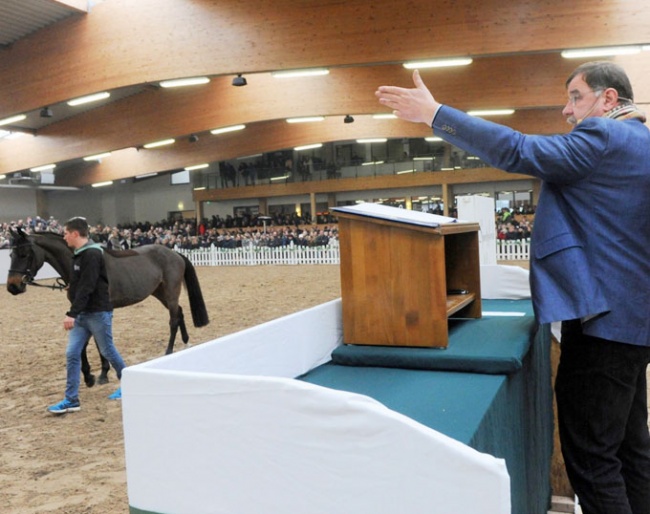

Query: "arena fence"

xmin=177 ymin=239 xmax=531 ymax=267
xmin=177 ymin=245 xmax=341 ymax=266
xmin=495 ymin=239 xmax=531 ymax=261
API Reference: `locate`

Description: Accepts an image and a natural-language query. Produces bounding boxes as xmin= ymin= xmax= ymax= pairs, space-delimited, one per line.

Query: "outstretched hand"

xmin=375 ymin=70 xmax=440 ymax=126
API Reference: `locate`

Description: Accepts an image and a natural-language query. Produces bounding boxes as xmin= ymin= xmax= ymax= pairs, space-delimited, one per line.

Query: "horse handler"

xmin=48 ymin=216 xmax=125 ymax=414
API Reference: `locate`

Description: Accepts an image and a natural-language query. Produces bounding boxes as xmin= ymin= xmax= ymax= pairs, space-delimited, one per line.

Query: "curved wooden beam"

xmin=1 ymin=0 xmax=649 ymax=116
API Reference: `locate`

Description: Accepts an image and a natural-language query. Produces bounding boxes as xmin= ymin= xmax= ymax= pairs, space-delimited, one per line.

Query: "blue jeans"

xmin=556 ymin=321 xmax=650 ymax=514
xmin=65 ymin=311 xmax=126 ymax=401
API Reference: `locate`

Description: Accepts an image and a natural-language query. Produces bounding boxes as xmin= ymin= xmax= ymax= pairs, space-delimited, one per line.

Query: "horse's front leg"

xmin=81 ymin=338 xmax=96 ymax=387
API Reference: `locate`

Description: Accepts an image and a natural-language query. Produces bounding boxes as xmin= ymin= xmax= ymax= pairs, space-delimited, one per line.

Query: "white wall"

xmin=1 ymin=177 xmax=194 ymax=227
xmin=0 ymin=187 xmax=39 ymax=222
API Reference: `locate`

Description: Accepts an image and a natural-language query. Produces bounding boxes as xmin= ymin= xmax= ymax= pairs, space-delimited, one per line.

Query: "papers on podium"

xmin=333 ymin=203 xmax=458 ymax=228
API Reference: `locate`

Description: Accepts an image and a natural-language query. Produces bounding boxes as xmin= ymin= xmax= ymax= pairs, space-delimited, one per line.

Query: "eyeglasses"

xmin=567 ymin=89 xmax=603 ymax=106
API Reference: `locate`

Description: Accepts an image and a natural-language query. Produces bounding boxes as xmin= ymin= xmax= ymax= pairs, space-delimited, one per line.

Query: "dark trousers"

xmin=556 ymin=321 xmax=650 ymax=514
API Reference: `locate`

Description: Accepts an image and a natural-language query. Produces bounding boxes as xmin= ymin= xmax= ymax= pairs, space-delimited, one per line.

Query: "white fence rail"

xmin=177 ymin=245 xmax=341 ymax=266
xmin=178 ymin=239 xmax=531 ymax=267
xmin=495 ymin=239 xmax=531 ymax=261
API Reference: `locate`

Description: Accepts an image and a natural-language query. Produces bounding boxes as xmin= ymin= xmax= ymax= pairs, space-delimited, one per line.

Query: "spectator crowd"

xmin=1 ymin=208 xmax=534 ymax=251
xmin=1 ymin=213 xmax=340 ymax=251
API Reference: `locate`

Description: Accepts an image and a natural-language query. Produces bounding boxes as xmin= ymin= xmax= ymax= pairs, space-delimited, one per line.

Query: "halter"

xmin=8 ymin=239 xmax=68 ymax=291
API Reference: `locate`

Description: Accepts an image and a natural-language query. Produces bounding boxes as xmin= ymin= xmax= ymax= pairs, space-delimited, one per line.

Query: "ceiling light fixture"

xmin=185 ymin=163 xmax=209 ymax=171
xmin=0 ymin=114 xmax=26 ymax=127
xmin=210 ymin=124 xmax=246 ymax=135
xmin=143 ymin=138 xmax=175 ymax=149
xmin=135 ymin=173 xmax=158 ymax=179
xmin=357 ymin=138 xmax=387 ymax=144
xmin=362 ymin=160 xmax=385 ymax=166
xmin=403 ymin=57 xmax=473 ymax=69
xmin=30 ymin=163 xmax=56 ymax=172
xmin=372 ymin=113 xmax=397 ymax=120
xmin=159 ymin=77 xmax=210 ymax=88
xmin=67 ymin=92 xmax=110 ymax=106
xmin=344 ymin=114 xmax=354 ymax=124
xmin=272 ymin=68 xmax=329 ymax=78
xmin=91 ymin=181 xmax=113 ymax=188
xmin=286 ymin=116 xmax=325 ymax=123
xmin=425 ymin=136 xmax=443 ymax=142
xmin=467 ymin=109 xmax=515 ymax=116
xmin=561 ymin=46 xmax=642 ymax=59
xmin=232 ymin=74 xmax=247 ymax=86
xmin=83 ymin=152 xmax=112 ymax=161
xmin=294 ymin=143 xmax=323 ymax=151
xmin=0 ymin=174 xmax=6 ymax=180
xmin=40 ymin=107 xmax=53 ymax=118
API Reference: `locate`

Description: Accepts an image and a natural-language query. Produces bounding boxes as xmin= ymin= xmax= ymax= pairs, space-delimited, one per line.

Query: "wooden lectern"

xmin=334 ymin=205 xmax=481 ymax=348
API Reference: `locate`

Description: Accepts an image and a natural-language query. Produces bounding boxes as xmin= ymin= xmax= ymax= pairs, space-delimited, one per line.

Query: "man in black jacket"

xmin=48 ymin=217 xmax=126 ymax=414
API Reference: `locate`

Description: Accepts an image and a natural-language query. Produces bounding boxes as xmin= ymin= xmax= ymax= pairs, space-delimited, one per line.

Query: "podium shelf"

xmin=446 ymin=293 xmax=476 ymax=317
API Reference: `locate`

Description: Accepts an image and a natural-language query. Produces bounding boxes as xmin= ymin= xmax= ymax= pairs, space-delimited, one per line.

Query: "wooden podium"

xmin=334 ymin=205 xmax=481 ymax=348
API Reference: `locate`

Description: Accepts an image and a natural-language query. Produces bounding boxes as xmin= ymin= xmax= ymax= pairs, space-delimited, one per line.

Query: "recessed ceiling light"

xmin=0 ymin=114 xmax=26 ymax=127
xmin=30 ymin=163 xmax=56 ymax=172
xmin=67 ymin=92 xmax=110 ymax=106
xmin=159 ymin=77 xmax=210 ymax=88
xmin=372 ymin=113 xmax=397 ymax=120
xmin=286 ymin=116 xmax=325 ymax=123
xmin=143 ymin=138 xmax=175 ymax=149
xmin=357 ymin=138 xmax=387 ymax=144
xmin=91 ymin=181 xmax=113 ymax=188
xmin=185 ymin=163 xmax=209 ymax=171
xmin=467 ymin=109 xmax=515 ymax=116
xmin=294 ymin=143 xmax=323 ymax=151
xmin=83 ymin=152 xmax=112 ymax=161
xmin=272 ymin=68 xmax=329 ymax=78
xmin=210 ymin=124 xmax=246 ymax=135
xmin=403 ymin=58 xmax=473 ymax=69
xmin=561 ymin=46 xmax=642 ymax=59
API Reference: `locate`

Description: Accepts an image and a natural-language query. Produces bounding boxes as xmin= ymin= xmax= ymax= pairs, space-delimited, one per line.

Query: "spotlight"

xmin=232 ymin=74 xmax=247 ymax=87
xmin=40 ymin=107 xmax=53 ymax=118
xmin=188 ymin=134 xmax=199 ymax=143
xmin=344 ymin=114 xmax=354 ymax=124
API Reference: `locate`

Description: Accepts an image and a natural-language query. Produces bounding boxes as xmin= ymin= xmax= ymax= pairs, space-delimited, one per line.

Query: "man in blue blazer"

xmin=377 ymin=62 xmax=650 ymax=514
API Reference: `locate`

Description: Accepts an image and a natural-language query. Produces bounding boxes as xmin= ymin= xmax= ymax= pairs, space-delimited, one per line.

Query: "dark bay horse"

xmin=6 ymin=228 xmax=209 ymax=385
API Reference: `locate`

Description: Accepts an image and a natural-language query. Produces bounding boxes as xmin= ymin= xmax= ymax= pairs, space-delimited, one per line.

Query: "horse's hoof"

xmin=85 ymin=374 xmax=96 ymax=388
xmin=98 ymin=376 xmax=109 ymax=385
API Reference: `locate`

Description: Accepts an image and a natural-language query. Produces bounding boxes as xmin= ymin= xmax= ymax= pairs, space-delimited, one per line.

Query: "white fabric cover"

xmin=122 ymin=299 xmax=510 ymax=514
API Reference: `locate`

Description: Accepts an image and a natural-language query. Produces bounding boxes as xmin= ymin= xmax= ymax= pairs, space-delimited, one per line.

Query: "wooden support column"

xmin=532 ymin=179 xmax=542 ymax=208
xmin=258 ymin=197 xmax=268 ymax=215
xmin=310 ymin=192 xmax=316 ymax=222
xmin=442 ymin=184 xmax=450 ymax=217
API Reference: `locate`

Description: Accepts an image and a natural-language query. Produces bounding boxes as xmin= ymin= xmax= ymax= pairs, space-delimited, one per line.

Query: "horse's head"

xmin=6 ymin=228 xmax=45 ymax=295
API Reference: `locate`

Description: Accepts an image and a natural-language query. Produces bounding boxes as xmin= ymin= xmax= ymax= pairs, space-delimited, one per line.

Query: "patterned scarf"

xmin=604 ymin=103 xmax=647 ymax=123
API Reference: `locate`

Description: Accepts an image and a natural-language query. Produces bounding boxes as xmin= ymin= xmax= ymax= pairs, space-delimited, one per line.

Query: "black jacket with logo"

xmin=66 ymin=243 xmax=113 ymax=318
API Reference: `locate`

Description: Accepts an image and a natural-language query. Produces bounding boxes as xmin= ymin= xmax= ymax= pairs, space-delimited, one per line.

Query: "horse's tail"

xmin=180 ymin=253 xmax=210 ymax=327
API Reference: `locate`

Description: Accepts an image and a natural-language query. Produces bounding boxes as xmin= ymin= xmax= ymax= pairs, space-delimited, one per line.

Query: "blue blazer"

xmin=434 ymin=106 xmax=650 ymax=347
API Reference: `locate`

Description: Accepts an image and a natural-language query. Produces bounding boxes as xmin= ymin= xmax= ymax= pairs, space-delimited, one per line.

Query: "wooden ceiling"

xmin=1 ymin=0 xmax=649 ymax=188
